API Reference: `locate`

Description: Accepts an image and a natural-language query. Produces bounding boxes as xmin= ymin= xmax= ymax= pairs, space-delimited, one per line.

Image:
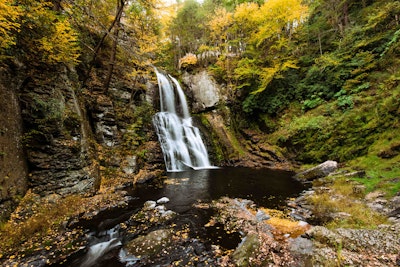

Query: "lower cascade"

xmin=153 ymin=70 xmax=213 ymax=172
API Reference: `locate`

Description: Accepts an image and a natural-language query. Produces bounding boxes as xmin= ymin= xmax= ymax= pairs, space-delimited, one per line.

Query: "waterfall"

xmin=153 ymin=70 xmax=212 ymax=172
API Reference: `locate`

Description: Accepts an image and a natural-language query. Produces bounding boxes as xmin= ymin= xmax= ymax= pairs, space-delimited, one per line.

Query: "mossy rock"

xmin=125 ymin=229 xmax=173 ymax=259
xmin=232 ymin=233 xmax=260 ymax=267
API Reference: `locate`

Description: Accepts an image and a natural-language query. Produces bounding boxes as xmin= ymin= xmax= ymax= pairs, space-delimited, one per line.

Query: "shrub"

xmin=179 ymin=53 xmax=197 ymax=69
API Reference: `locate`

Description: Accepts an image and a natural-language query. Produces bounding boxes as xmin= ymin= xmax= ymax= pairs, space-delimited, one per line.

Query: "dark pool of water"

xmin=132 ymin=167 xmax=306 ymax=212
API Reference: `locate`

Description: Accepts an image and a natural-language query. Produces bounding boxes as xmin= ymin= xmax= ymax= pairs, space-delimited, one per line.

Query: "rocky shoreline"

xmin=288 ymin=161 xmax=400 ymax=266
xmin=2 ymin=160 xmax=400 ymax=266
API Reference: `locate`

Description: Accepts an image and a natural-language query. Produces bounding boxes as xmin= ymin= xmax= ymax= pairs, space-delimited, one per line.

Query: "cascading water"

xmin=153 ymin=70 xmax=213 ymax=172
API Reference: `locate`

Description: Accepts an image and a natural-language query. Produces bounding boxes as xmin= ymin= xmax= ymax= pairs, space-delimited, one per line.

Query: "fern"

xmin=380 ymin=28 xmax=400 ymax=57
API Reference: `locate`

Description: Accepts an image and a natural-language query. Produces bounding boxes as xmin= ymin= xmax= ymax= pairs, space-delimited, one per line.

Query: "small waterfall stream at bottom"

xmin=80 ymin=227 xmax=122 ymax=267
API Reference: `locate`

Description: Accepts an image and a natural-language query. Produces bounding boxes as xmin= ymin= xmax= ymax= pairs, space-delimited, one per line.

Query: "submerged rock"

xmin=294 ymin=160 xmax=338 ymax=181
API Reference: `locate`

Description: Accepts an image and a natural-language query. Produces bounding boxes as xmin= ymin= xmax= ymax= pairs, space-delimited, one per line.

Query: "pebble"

xmin=255 ymin=209 xmax=270 ymax=221
xmin=157 ymin=197 xmax=170 ymax=204
xmin=143 ymin=200 xmax=157 ymax=210
xmin=155 ymin=205 xmax=166 ymax=213
xmin=298 ymin=221 xmax=308 ymax=227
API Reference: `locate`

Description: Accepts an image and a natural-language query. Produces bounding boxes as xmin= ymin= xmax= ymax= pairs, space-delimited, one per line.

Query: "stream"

xmin=68 ymin=167 xmax=307 ymax=267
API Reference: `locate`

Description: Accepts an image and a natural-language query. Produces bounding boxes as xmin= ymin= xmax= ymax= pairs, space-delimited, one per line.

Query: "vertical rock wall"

xmin=0 ymin=66 xmax=28 ymax=220
xmin=181 ymin=70 xmax=288 ymax=168
xmin=19 ymin=67 xmax=97 ymax=197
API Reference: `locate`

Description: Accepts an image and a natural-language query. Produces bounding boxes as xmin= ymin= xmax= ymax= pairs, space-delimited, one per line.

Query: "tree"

xmin=103 ymin=0 xmax=125 ymax=93
xmin=168 ymin=0 xmax=207 ymax=67
xmin=0 ymin=0 xmax=21 ymax=54
xmin=230 ymin=0 xmax=308 ymax=94
xmin=208 ymin=7 xmax=233 ymax=49
xmin=9 ymin=0 xmax=81 ymax=66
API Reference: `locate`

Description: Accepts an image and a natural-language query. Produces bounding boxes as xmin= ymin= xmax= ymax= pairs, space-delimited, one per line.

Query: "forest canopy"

xmin=1 ymin=0 xmax=399 ymax=118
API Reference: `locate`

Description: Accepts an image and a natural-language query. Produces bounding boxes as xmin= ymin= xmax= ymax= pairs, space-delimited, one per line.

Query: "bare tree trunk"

xmin=82 ymin=0 xmax=125 ymax=90
xmin=318 ymin=32 xmax=323 ymax=55
xmin=129 ymin=77 xmax=139 ymax=105
xmin=103 ymin=0 xmax=123 ymax=93
xmin=52 ymin=0 xmax=62 ymax=11
xmin=342 ymin=1 xmax=349 ymax=29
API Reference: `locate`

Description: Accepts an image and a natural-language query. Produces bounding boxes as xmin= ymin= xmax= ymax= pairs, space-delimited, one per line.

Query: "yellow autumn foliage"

xmin=25 ymin=0 xmax=81 ymax=65
xmin=39 ymin=19 xmax=80 ymax=65
xmin=227 ymin=0 xmax=308 ymax=94
xmin=179 ymin=53 xmax=197 ymax=69
xmin=208 ymin=7 xmax=233 ymax=42
xmin=255 ymin=0 xmax=308 ymax=45
xmin=0 ymin=0 xmax=21 ymax=51
xmin=233 ymin=2 xmax=260 ymax=33
xmin=0 ymin=0 xmax=81 ymax=65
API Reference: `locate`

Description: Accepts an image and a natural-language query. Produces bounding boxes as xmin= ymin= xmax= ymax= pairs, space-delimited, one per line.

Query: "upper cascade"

xmin=153 ymin=70 xmax=213 ymax=172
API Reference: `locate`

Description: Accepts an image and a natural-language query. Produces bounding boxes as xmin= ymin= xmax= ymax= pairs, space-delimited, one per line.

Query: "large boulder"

xmin=303 ymin=224 xmax=400 ymax=266
xmin=294 ymin=160 xmax=338 ymax=181
xmin=182 ymin=70 xmax=220 ymax=113
xmin=232 ymin=234 xmax=260 ymax=267
xmin=124 ymin=229 xmax=173 ymax=259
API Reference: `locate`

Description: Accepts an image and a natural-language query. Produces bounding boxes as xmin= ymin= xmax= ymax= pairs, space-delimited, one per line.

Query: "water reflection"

xmin=162 ymin=169 xmax=211 ymax=212
xmin=133 ymin=167 xmax=306 ymax=213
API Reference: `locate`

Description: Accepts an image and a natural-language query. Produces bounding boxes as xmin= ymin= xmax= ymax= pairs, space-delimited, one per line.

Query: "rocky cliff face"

xmin=182 ymin=70 xmax=221 ymax=113
xmin=18 ymin=66 xmax=98 ymax=197
xmin=0 ymin=58 xmax=165 ymax=212
xmin=181 ymin=70 xmax=290 ymax=169
xmin=0 ymin=65 xmax=28 ymax=221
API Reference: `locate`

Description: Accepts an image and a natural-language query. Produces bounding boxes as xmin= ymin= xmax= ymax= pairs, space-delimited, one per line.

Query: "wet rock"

xmin=157 ymin=197 xmax=170 ymax=204
xmin=130 ymin=201 xmax=176 ymax=230
xmin=232 ymin=234 xmax=260 ymax=267
xmin=295 ymin=160 xmax=338 ymax=181
xmin=125 ymin=229 xmax=173 ymax=259
xmin=5 ymin=257 xmax=47 ymax=267
xmin=143 ymin=200 xmax=157 ymax=210
xmin=134 ymin=169 xmax=163 ymax=184
xmin=155 ymin=205 xmax=166 ymax=213
xmin=160 ymin=210 xmax=176 ymax=221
